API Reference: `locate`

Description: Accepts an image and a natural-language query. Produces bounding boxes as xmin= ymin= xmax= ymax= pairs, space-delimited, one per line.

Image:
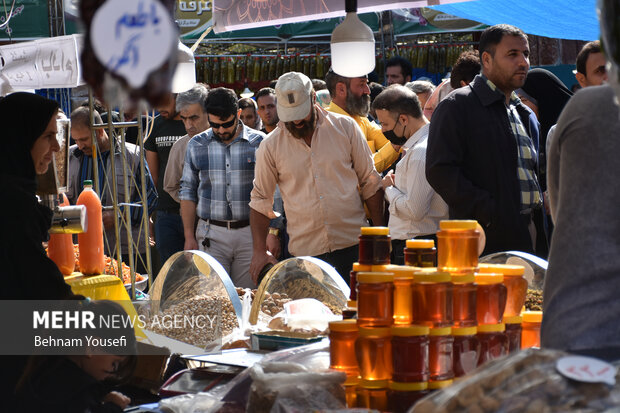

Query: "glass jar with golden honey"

xmin=452 ymin=326 xmax=480 ymax=377
xmin=521 ymin=311 xmax=542 ymax=349
xmin=355 ymin=327 xmax=392 ymax=381
xmin=437 ymin=220 xmax=479 ymax=274
xmin=356 ymin=379 xmax=389 ymax=410
xmin=475 ymin=273 xmax=507 ymax=325
xmin=350 ymin=262 xmax=372 ymax=301
xmin=412 ymin=271 xmax=453 ymax=327
xmin=477 ymin=323 xmax=509 ymax=366
xmin=329 ymin=319 xmax=359 ymax=377
xmin=404 ymin=239 xmax=437 ymax=267
xmin=344 ymin=375 xmax=359 ymax=408
xmin=388 ymin=381 xmax=428 ymax=413
xmin=391 ymin=266 xmax=417 ymax=325
xmin=428 ymin=327 xmax=454 ymax=382
xmin=391 ymin=325 xmax=430 ymax=382
xmin=479 ymin=263 xmax=528 ymax=318
xmin=504 ymin=315 xmax=522 ymax=353
xmin=359 ymin=227 xmax=391 ymax=265
xmin=357 ymin=271 xmax=394 ymax=327
xmin=451 ymin=273 xmax=477 ymax=328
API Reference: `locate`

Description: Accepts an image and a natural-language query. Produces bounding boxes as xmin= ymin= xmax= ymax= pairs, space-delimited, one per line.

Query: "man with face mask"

xmin=249 ymin=72 xmax=385 ymax=284
xmin=373 ymin=85 xmax=448 ymax=264
xmin=179 ymin=87 xmax=268 ymax=288
xmin=325 ymin=69 xmax=400 ymax=173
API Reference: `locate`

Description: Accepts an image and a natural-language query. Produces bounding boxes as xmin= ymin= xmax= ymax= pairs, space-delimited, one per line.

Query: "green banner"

xmin=0 ymin=0 xmax=49 ymax=40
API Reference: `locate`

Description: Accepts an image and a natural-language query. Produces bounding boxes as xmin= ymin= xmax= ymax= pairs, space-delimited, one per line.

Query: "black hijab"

xmin=0 ymin=92 xmax=59 ymax=182
xmin=521 ymin=68 xmax=573 ymax=145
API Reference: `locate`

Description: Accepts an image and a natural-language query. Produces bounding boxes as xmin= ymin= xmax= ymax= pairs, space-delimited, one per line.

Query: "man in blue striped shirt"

xmin=179 ymin=88 xmax=266 ymax=288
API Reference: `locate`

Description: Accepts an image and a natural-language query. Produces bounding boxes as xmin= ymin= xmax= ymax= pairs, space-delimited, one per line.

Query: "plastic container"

xmin=391 ymin=325 xmax=429 ymax=382
xmin=355 ymin=327 xmax=392 ymax=381
xmin=344 ymin=375 xmax=359 ymax=408
xmin=350 ymin=262 xmax=371 ymax=301
xmin=452 ymin=326 xmax=480 ymax=377
xmin=357 ymin=271 xmax=394 ymax=327
xmin=451 ymin=273 xmax=477 ymax=328
xmin=475 ymin=273 xmax=507 ymax=325
xmin=477 ymin=323 xmax=509 ymax=366
xmin=504 ymin=315 xmax=522 ymax=353
xmin=47 ymin=193 xmax=76 ymax=275
xmin=404 ymin=239 xmax=437 ymax=267
xmin=356 ymin=379 xmax=388 ymax=410
xmin=388 ymin=381 xmax=429 ymax=413
xmin=479 ymin=263 xmax=528 ymax=318
xmin=437 ymin=220 xmax=479 ymax=274
xmin=391 ymin=266 xmax=416 ymax=325
xmin=428 ymin=327 xmax=454 ymax=382
xmin=412 ymin=271 xmax=453 ymax=327
xmin=76 ymin=180 xmax=105 ymax=275
xmin=521 ymin=311 xmax=542 ymax=349
xmin=329 ymin=319 xmax=359 ymax=377
xmin=358 ymin=226 xmax=391 ymax=265
xmin=342 ymin=300 xmax=357 ymax=320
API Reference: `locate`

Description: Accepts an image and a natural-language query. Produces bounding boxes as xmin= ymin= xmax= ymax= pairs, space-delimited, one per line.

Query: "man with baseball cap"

xmin=249 ymin=71 xmax=385 ymax=284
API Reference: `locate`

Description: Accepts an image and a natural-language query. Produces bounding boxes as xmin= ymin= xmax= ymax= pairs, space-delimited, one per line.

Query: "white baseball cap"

xmin=275 ymin=72 xmax=313 ymax=122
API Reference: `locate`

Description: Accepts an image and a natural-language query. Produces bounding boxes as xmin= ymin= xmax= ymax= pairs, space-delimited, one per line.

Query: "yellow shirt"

xmin=327 ymin=101 xmax=399 ymax=172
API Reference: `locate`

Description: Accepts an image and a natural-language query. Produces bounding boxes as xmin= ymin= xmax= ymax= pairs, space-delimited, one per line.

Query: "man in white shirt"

xmin=373 ymin=85 xmax=448 ymax=264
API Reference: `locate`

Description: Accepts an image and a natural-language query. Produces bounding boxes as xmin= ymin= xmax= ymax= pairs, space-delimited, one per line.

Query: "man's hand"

xmin=266 ymin=233 xmax=281 ymax=259
xmin=103 ymin=391 xmax=131 ymax=409
xmin=102 ymin=211 xmax=115 ymax=230
xmin=184 ymin=237 xmax=199 ymax=251
xmin=382 ymin=169 xmax=395 ymax=190
xmin=249 ymin=249 xmax=277 ymax=285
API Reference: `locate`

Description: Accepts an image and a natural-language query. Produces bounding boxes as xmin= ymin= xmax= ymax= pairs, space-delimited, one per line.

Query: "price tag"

xmin=556 ymin=355 xmax=617 ymax=385
xmin=90 ymin=0 xmax=176 ymax=89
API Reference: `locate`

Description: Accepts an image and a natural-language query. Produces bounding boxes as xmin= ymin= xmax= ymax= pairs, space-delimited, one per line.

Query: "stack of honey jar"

xmin=328 ymin=221 xmax=543 ymax=411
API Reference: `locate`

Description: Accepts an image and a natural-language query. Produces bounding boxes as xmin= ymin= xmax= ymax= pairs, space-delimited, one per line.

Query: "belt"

xmin=207 ymin=219 xmax=250 ymax=229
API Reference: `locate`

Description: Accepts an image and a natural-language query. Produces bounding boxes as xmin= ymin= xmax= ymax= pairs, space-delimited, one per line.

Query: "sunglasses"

xmin=209 ymin=117 xmax=237 ymax=129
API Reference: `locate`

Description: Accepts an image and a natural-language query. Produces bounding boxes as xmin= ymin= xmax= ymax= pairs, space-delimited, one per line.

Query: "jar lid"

xmin=439 ymin=220 xmax=477 ymax=230
xmin=83 ymin=179 xmax=93 ymax=186
xmin=329 ymin=319 xmax=358 ymax=332
xmin=522 ymin=311 xmax=543 ymax=323
xmin=429 ymin=327 xmax=452 ymax=336
xmin=474 ymin=273 xmax=504 ymax=284
xmin=504 ymin=315 xmax=523 ymax=324
xmin=360 ymin=226 xmax=390 ymax=236
xmin=452 ymin=326 xmax=477 ymax=336
xmin=357 ymin=272 xmax=394 ymax=283
xmin=347 ymin=300 xmax=357 ymax=308
xmin=406 ymin=239 xmax=435 ymax=249
xmin=391 ymin=325 xmax=430 ymax=336
xmin=360 ymin=379 xmax=389 ymax=389
xmin=477 ymin=323 xmax=506 ymax=333
xmin=478 ymin=263 xmax=525 ymax=276
xmin=389 ymin=381 xmax=428 ymax=391
xmin=344 ymin=375 xmax=360 ymax=386
xmin=372 ymin=264 xmax=394 ymax=272
xmin=451 ymin=273 xmax=475 ymax=283
xmin=389 ymin=265 xmax=417 ymax=279
xmin=414 ymin=271 xmax=451 ymax=283
xmin=357 ymin=326 xmax=391 ymax=337
xmin=352 ymin=262 xmax=373 ymax=272
xmin=428 ymin=379 xmax=453 ymax=389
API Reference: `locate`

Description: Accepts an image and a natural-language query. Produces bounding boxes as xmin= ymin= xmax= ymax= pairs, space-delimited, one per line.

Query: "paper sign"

xmin=556 ymin=356 xmax=617 ymax=386
xmin=90 ymin=0 xmax=176 ymax=89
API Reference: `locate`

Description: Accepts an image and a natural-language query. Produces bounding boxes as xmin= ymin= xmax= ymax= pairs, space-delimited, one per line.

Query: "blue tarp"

xmin=432 ymin=0 xmax=600 ymax=41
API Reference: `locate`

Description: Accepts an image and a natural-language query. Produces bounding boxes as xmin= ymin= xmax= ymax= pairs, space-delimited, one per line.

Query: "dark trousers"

xmin=154 ymin=210 xmax=185 ymax=266
xmin=391 ymin=234 xmax=438 ymax=265
xmin=313 ymin=244 xmax=359 ymax=285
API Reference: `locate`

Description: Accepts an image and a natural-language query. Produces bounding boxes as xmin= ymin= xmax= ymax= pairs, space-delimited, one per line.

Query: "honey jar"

xmin=428 ymin=378 xmax=453 ymax=392
xmin=404 ymin=239 xmax=437 ymax=267
xmin=477 ymin=323 xmax=509 ymax=366
xmin=475 ymin=273 xmax=507 ymax=325
xmin=521 ymin=311 xmax=542 ymax=349
xmin=388 ymin=381 xmax=428 ymax=413
xmin=391 ymin=325 xmax=430 ymax=382
xmin=355 ymin=327 xmax=392 ymax=381
xmin=437 ymin=220 xmax=479 ymax=274
xmin=451 ymin=273 xmax=477 ymax=327
xmin=357 ymin=271 xmax=394 ymax=327
xmin=359 ymin=227 xmax=391 ymax=265
xmin=412 ymin=270 xmax=453 ymax=327
xmin=452 ymin=326 xmax=480 ymax=377
xmin=391 ymin=266 xmax=417 ymax=325
xmin=344 ymin=375 xmax=359 ymax=408
xmin=329 ymin=319 xmax=359 ymax=377
xmin=428 ymin=327 xmax=454 ymax=382
xmin=504 ymin=315 xmax=523 ymax=353
xmin=356 ymin=379 xmax=389 ymax=410
xmin=479 ymin=263 xmax=528 ymax=318
xmin=350 ymin=262 xmax=372 ymax=301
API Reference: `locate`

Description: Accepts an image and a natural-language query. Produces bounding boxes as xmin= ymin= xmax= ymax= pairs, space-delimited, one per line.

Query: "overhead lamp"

xmin=240 ymin=80 xmax=254 ymax=98
xmin=330 ymin=0 xmax=375 ymax=77
xmin=172 ymin=41 xmax=196 ymax=93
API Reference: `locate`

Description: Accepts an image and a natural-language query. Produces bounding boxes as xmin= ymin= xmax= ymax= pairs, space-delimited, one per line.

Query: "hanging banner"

xmin=212 ymin=0 xmax=473 ymax=33
xmin=392 ymin=8 xmax=486 ymax=35
xmin=175 ymin=0 xmax=213 ymax=38
xmin=0 ymin=0 xmax=50 ymax=40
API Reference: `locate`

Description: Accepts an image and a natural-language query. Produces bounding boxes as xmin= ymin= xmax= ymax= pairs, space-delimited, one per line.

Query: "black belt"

xmin=206 ymin=219 xmax=250 ymax=229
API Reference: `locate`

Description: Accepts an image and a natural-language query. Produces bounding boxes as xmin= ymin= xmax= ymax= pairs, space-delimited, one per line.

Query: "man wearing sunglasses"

xmin=179 ymin=87 xmax=270 ymax=288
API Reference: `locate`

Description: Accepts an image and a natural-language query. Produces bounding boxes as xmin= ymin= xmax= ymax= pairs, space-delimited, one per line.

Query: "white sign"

xmin=556 ymin=356 xmax=617 ymax=386
xmin=90 ymin=0 xmax=177 ymax=89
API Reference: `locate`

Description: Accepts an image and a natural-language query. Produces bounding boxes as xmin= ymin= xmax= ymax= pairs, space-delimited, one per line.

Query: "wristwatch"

xmin=268 ymin=227 xmax=280 ymax=237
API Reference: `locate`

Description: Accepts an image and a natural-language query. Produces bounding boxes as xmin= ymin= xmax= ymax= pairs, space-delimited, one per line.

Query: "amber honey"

xmin=388 ymin=381 xmax=429 ymax=413
xmin=452 ymin=326 xmax=480 ymax=377
xmin=355 ymin=327 xmax=392 ymax=381
xmin=350 ymin=262 xmax=372 ymax=301
xmin=475 ymin=273 xmax=507 ymax=325
xmin=412 ymin=271 xmax=453 ymax=327
xmin=504 ymin=315 xmax=522 ymax=353
xmin=521 ymin=311 xmax=542 ymax=349
xmin=357 ymin=271 xmax=394 ymax=327
xmin=451 ymin=273 xmax=477 ymax=327
xmin=344 ymin=376 xmax=359 ymax=408
xmin=479 ymin=263 xmax=528 ymax=318
xmin=428 ymin=327 xmax=454 ymax=382
xmin=391 ymin=266 xmax=417 ymax=325
xmin=437 ymin=220 xmax=479 ymax=274
xmin=356 ymin=379 xmax=389 ymax=410
xmin=329 ymin=319 xmax=359 ymax=377
xmin=391 ymin=325 xmax=430 ymax=382
xmin=359 ymin=227 xmax=391 ymax=265
xmin=477 ymin=323 xmax=509 ymax=366
xmin=404 ymin=239 xmax=437 ymax=267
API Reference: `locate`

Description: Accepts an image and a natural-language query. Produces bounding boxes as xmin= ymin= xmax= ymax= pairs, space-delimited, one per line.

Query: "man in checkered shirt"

xmin=426 ymin=24 xmax=545 ymax=256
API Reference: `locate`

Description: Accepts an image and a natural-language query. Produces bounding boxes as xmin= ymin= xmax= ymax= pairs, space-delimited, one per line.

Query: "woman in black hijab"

xmin=518 ymin=68 xmax=573 ymax=192
xmin=0 ymin=92 xmax=81 ymax=409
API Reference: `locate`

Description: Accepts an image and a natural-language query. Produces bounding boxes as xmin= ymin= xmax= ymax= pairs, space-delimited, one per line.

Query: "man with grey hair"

xmin=164 ymin=83 xmax=210 ymax=203
xmin=405 ymin=80 xmax=436 ymax=112
xmin=372 ymin=85 xmax=447 ymax=264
